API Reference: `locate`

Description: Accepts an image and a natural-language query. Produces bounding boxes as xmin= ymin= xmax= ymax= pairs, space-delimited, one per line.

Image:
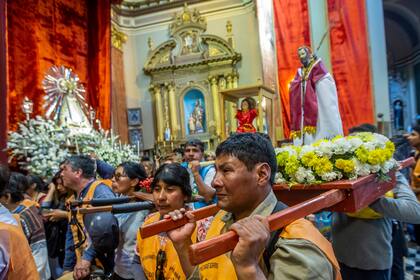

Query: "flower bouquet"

xmin=273 ymin=133 xmax=402 ymax=213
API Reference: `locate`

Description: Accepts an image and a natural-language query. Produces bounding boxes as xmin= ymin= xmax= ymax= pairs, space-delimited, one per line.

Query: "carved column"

xmin=233 ymin=71 xmax=239 ymax=88
xmin=151 ymin=84 xmax=164 ymax=142
xmin=226 ymin=74 xmax=233 ymax=89
xmin=209 ymin=76 xmax=221 ymax=136
xmin=218 ymin=75 xmax=226 ymax=91
xmin=162 ymin=84 xmax=170 ymax=140
xmin=167 ymin=82 xmax=178 ymax=139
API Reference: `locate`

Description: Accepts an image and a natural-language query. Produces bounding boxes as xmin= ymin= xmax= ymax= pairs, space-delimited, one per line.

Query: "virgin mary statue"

xmin=42 ymin=66 xmax=92 ymax=134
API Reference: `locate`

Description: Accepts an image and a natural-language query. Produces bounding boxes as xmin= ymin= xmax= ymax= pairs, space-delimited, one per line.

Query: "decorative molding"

xmin=111 ymin=24 xmax=127 ymax=51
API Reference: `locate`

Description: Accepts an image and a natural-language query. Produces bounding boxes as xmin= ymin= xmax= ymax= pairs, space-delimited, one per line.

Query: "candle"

xmin=75 ymin=138 xmax=80 ymax=154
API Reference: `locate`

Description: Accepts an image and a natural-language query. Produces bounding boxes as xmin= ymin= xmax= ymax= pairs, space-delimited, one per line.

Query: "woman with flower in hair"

xmin=135 ymin=163 xmax=192 ymax=280
xmin=111 ymin=161 xmax=151 ymax=280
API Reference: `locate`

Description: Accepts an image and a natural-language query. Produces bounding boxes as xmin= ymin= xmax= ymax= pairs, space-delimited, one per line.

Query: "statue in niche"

xmin=236 ymin=97 xmax=258 ymax=133
xmin=191 ymin=99 xmax=204 ymax=133
xmin=393 ymin=100 xmax=404 ymax=131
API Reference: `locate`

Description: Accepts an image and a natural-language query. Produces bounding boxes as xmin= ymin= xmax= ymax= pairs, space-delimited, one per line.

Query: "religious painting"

xmin=129 ymin=128 xmax=143 ymax=150
xmin=127 ymin=108 xmax=142 ymax=126
xmin=183 ymin=89 xmax=206 ymax=135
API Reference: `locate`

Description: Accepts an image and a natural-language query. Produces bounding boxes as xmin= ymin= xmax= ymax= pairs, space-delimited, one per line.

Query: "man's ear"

xmin=255 ymin=163 xmax=271 ymax=186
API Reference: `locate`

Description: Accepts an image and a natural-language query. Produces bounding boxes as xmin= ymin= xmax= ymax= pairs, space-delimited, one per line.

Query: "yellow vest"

xmin=198 ymin=211 xmax=342 ymax=280
xmin=136 ymin=212 xmax=186 ymax=280
xmin=68 ymin=180 xmax=111 ymax=260
xmin=346 ymin=191 xmax=394 ymax=219
xmin=0 ymin=222 xmax=39 ymax=280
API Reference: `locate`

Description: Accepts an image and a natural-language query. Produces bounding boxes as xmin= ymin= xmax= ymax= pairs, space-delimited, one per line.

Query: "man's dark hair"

xmin=184 ymin=139 xmax=204 ymax=153
xmin=413 ymin=124 xmax=420 ymax=135
xmin=64 ymin=155 xmax=96 ymax=179
xmin=151 ymin=163 xmax=192 ymax=198
xmin=0 ymin=165 xmax=10 ymax=194
xmin=216 ymin=133 xmax=277 ymax=185
xmin=348 ymin=123 xmax=377 ymax=134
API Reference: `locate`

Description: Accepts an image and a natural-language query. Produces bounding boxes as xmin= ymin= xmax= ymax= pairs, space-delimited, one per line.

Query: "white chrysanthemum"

xmin=347 ymin=137 xmax=363 ymax=151
xmin=321 ymin=171 xmax=342 ymax=182
xmin=315 ymin=141 xmax=334 ymax=158
xmin=332 ymin=138 xmax=352 ymax=155
xmin=294 ymin=167 xmax=316 ymax=184
xmin=369 ymin=164 xmax=381 ymax=173
xmin=354 ymin=159 xmax=371 ymax=176
xmin=275 ymin=172 xmax=286 ymax=184
xmin=381 ymin=159 xmax=398 ymax=174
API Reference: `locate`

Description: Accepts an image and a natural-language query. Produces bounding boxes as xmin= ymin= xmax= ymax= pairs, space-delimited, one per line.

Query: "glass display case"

xmin=219 ymin=84 xmax=275 ymax=142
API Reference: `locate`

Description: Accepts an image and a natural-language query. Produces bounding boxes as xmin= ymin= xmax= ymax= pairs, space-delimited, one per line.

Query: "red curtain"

xmin=327 ymin=0 xmax=374 ymax=134
xmin=0 ymin=0 xmax=7 ymax=163
xmin=273 ymin=0 xmax=311 ymax=138
xmin=6 ymin=0 xmax=111 ymax=131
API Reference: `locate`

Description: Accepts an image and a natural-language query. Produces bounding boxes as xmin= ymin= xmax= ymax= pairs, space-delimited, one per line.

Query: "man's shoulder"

xmin=92 ymin=181 xmax=115 ymax=198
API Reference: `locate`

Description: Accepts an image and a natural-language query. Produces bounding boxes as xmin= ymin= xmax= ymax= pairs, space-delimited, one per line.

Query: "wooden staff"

xmin=140 ymin=204 xmax=220 ymax=238
xmin=188 ymin=161 xmax=215 ymax=169
xmin=188 ymin=188 xmax=346 ymax=265
xmin=75 ymin=201 xmax=155 ymax=215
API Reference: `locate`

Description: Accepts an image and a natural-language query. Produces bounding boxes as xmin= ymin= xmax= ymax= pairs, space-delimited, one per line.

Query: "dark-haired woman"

xmin=27 ymin=174 xmax=48 ymax=204
xmin=135 ymin=163 xmax=192 ymax=280
xmin=112 ymin=162 xmax=151 ymax=280
xmin=0 ymin=172 xmax=51 ymax=280
xmin=42 ymin=171 xmax=72 ymax=279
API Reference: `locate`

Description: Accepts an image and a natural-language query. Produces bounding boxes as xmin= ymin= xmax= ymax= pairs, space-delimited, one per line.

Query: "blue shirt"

xmin=63 ymin=181 xmax=115 ymax=270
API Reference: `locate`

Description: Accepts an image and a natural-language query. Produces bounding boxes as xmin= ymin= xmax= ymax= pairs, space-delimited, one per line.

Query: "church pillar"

xmin=151 ymin=84 xmax=164 ymax=142
xmin=209 ymin=76 xmax=221 ymax=136
xmin=232 ymin=71 xmax=239 ymax=88
xmin=167 ymin=82 xmax=178 ymax=140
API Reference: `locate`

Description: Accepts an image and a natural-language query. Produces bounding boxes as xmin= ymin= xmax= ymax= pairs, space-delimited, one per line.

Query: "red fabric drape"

xmin=273 ymin=0 xmax=311 ymax=138
xmin=327 ymin=0 xmax=374 ymax=134
xmin=0 ymin=0 xmax=7 ymax=163
xmin=6 ymin=0 xmax=111 ymax=131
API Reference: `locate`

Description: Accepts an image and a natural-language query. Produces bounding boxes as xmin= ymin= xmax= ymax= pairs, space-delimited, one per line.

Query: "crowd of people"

xmin=1 ymin=128 xmax=420 ymax=280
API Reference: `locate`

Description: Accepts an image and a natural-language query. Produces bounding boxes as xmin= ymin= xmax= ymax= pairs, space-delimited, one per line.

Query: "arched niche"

xmin=182 ymin=88 xmax=206 ymax=136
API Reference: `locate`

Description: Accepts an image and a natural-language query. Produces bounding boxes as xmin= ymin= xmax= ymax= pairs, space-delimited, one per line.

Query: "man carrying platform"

xmin=182 ymin=139 xmax=216 ymax=209
xmin=60 ymin=155 xmax=115 ymax=280
xmin=167 ymin=133 xmax=341 ymax=279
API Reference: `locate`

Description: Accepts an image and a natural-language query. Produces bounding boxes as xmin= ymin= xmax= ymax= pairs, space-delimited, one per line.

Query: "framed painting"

xmin=127 ymin=108 xmax=142 ymax=126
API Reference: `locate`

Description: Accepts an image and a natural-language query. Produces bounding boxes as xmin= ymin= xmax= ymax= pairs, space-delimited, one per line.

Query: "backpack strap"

xmin=263 ymin=201 xmax=288 ymax=272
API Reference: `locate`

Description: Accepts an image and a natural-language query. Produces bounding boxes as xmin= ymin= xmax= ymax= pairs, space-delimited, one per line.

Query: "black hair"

xmin=348 ymin=123 xmax=377 ymax=134
xmin=216 ymin=133 xmax=277 ymax=185
xmin=151 ymin=163 xmax=192 ymax=198
xmin=184 ymin=139 xmax=204 ymax=153
xmin=27 ymin=174 xmax=48 ymax=193
xmin=141 ymin=156 xmax=150 ymax=162
xmin=242 ymin=97 xmax=256 ymax=110
xmin=117 ymin=162 xmax=147 ymax=182
xmin=51 ymin=170 xmax=63 ymax=186
xmin=2 ymin=172 xmax=28 ymax=203
xmin=413 ymin=124 xmax=420 ymax=134
xmin=64 ymin=155 xmax=96 ymax=179
xmin=0 ymin=165 xmax=10 ymax=194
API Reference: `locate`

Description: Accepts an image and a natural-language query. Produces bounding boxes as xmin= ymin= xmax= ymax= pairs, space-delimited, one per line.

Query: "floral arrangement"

xmin=275 ymin=132 xmax=398 ymax=185
xmin=7 ymin=116 xmax=139 ymax=178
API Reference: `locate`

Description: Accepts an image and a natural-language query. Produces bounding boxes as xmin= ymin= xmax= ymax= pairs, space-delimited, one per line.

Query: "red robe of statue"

xmin=235 ymin=109 xmax=258 ymax=133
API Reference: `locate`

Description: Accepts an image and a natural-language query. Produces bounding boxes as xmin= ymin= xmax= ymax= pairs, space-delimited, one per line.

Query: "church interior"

xmin=1 ymin=0 xmax=420 ymax=279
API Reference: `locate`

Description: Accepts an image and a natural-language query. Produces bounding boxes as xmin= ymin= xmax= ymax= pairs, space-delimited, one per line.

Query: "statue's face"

xmin=298 ymin=48 xmax=310 ymax=67
xmin=241 ymin=100 xmax=249 ymax=110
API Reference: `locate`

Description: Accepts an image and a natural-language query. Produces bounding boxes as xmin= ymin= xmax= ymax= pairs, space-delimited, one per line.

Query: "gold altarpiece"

xmin=144 ymin=5 xmax=241 ymax=150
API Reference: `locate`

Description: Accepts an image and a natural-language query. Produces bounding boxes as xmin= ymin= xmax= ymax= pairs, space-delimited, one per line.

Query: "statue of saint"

xmin=235 ymin=97 xmax=258 ymax=133
xmin=289 ymin=46 xmax=343 ymax=145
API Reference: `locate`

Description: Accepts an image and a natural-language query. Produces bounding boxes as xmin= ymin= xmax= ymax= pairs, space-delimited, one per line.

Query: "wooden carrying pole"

xmin=188 ymin=189 xmax=346 ymax=265
xmin=140 ymin=204 xmax=220 ymax=239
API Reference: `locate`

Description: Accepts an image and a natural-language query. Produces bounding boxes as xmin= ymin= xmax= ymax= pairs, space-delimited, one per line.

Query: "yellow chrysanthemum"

xmin=301 ymin=152 xmax=317 ymax=167
xmin=331 ymin=135 xmax=344 ymax=141
xmin=312 ymin=139 xmax=328 ymax=147
xmin=335 ymin=159 xmax=355 ymax=174
xmin=313 ymin=157 xmax=334 ymax=175
xmin=284 ymin=155 xmax=299 ymax=175
xmin=367 ymin=149 xmax=386 ymax=165
xmin=276 ymin=152 xmax=290 ymax=167
xmin=355 ymin=146 xmax=369 ymax=163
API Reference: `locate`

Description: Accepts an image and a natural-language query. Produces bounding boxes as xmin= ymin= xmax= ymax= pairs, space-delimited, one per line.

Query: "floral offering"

xmin=275 ymin=132 xmax=398 ymax=185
